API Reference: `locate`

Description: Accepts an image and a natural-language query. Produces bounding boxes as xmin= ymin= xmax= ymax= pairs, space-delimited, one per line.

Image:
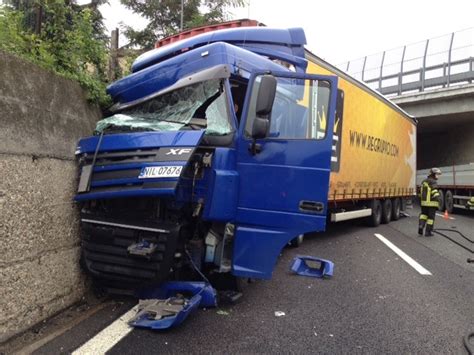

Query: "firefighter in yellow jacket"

xmin=467 ymin=197 xmax=474 ymax=210
xmin=418 ymin=168 xmax=442 ymax=237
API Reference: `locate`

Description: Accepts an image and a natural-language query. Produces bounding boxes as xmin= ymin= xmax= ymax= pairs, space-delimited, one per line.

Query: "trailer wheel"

xmin=381 ymin=199 xmax=392 ymax=224
xmin=367 ymin=200 xmax=382 ymax=227
xmin=444 ymin=190 xmax=454 ymax=214
xmin=437 ymin=190 xmax=445 ymax=212
xmin=391 ymin=198 xmax=401 ymax=221
xmin=400 ymin=197 xmax=407 ymax=211
xmin=289 ymin=234 xmax=304 ymax=248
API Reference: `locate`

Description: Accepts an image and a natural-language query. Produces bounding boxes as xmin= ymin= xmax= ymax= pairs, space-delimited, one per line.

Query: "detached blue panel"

xmin=131 ymin=282 xmax=217 ymax=330
xmin=132 ymin=27 xmax=307 ymax=72
xmin=76 ymin=131 xmax=204 ymax=154
xmin=290 ymin=256 xmax=334 ymax=278
xmin=130 ymin=294 xmax=202 ymax=330
xmin=138 ymin=281 xmax=217 ymax=308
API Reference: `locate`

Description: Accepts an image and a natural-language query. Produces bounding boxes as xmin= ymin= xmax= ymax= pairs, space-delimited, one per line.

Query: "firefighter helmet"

xmin=430 ymin=167 xmax=442 ymax=175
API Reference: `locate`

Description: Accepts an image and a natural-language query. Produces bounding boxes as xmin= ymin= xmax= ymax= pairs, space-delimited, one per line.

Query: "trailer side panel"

xmin=305 ymin=58 xmax=416 ymax=202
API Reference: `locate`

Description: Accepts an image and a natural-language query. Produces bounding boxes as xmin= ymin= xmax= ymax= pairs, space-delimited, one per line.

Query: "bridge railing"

xmin=338 ymin=28 xmax=474 ymax=97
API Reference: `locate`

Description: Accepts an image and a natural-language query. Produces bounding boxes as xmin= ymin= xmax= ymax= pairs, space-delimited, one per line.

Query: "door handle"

xmin=299 ymin=200 xmax=324 ymax=213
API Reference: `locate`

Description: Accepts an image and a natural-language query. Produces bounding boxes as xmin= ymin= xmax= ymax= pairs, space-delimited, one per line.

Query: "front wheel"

xmin=289 ymin=234 xmax=304 ymax=248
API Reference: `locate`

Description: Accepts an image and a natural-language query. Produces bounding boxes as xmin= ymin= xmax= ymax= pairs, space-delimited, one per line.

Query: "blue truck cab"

xmin=74 ymin=26 xmax=338 ymax=292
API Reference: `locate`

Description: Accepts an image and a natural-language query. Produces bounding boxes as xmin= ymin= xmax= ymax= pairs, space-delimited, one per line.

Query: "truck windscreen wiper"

xmin=150 ymin=118 xmax=207 ymax=130
xmin=95 ymin=124 xmax=158 ymax=135
xmin=159 ymin=118 xmax=207 ymax=128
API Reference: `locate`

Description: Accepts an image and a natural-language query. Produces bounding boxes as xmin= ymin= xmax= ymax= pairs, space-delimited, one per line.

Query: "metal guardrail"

xmin=372 ymin=58 xmax=474 ymax=96
xmin=339 ymin=28 xmax=474 ymax=96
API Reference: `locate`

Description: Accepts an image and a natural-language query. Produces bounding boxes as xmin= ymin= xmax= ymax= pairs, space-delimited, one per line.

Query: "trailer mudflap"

xmin=129 ymin=282 xmax=217 ymax=330
xmin=290 ymin=255 xmax=334 ymax=278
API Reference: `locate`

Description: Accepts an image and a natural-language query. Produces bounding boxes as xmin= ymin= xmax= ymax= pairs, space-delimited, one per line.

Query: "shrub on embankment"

xmin=0 ymin=1 xmax=111 ymax=108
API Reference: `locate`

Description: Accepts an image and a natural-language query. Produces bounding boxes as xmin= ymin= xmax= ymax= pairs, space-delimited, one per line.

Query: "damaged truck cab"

xmin=75 ymin=26 xmax=338 ymax=291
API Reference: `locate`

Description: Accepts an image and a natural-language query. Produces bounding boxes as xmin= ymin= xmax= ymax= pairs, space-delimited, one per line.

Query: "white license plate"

xmin=139 ymin=166 xmax=183 ymax=179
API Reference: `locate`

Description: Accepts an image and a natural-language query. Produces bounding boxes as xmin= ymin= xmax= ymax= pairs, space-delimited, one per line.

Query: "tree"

xmin=0 ymin=0 xmax=111 ymax=106
xmin=120 ymin=0 xmax=246 ymax=50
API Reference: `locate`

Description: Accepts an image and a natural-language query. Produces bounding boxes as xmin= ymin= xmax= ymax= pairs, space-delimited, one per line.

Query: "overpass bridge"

xmin=338 ymin=28 xmax=474 ymax=169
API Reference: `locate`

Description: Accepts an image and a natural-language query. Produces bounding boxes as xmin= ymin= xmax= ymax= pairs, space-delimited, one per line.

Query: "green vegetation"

xmin=0 ymin=1 xmax=111 ymax=107
xmin=120 ymin=0 xmax=246 ymax=49
xmin=0 ymin=0 xmax=246 ymax=107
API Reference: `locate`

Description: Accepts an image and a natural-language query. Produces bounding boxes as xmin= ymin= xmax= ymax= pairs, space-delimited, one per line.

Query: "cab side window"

xmin=230 ymin=79 xmax=248 ymax=124
xmin=244 ymin=75 xmax=331 ymax=140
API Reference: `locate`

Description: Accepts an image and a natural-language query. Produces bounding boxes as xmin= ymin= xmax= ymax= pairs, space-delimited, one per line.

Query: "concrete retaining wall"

xmin=0 ymin=51 xmax=101 ymax=342
xmin=418 ymin=122 xmax=474 ymax=169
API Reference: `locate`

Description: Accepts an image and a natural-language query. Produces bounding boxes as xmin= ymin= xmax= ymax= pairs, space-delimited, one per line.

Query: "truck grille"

xmin=82 ymin=149 xmax=162 ymax=166
xmin=81 ymin=217 xmax=179 ymax=287
xmin=77 ymin=148 xmax=187 ymax=195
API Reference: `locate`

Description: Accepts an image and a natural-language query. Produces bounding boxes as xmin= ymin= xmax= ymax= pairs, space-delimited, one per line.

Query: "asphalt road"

xmin=28 ymin=205 xmax=474 ymax=354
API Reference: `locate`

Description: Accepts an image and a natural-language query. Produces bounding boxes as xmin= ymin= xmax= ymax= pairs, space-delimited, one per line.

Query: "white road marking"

xmin=72 ymin=305 xmax=138 ymax=355
xmin=435 ymin=213 xmax=455 ymax=220
xmin=374 ymin=233 xmax=432 ymax=275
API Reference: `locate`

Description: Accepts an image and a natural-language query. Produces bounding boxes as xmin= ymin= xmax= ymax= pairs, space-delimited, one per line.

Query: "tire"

xmin=289 ymin=234 xmax=304 ymax=248
xmin=400 ymin=197 xmax=407 ymax=211
xmin=381 ymin=199 xmax=392 ymax=224
xmin=444 ymin=190 xmax=454 ymax=214
xmin=391 ymin=198 xmax=401 ymax=221
xmin=367 ymin=200 xmax=382 ymax=227
xmin=208 ymin=272 xmax=245 ymax=291
xmin=437 ymin=189 xmax=445 ymax=212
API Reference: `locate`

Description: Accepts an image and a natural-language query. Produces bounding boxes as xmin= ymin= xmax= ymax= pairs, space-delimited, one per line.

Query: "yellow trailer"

xmin=305 ymin=53 xmax=417 ymax=224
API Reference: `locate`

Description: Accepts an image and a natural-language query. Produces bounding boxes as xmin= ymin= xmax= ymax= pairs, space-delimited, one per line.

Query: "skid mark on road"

xmin=72 ymin=305 xmax=138 ymax=355
xmin=374 ymin=233 xmax=432 ymax=275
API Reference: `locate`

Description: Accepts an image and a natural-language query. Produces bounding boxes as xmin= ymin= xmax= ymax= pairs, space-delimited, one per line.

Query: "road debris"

xmin=129 ymin=281 xmax=217 ymax=330
xmin=290 ymin=255 xmax=334 ymax=278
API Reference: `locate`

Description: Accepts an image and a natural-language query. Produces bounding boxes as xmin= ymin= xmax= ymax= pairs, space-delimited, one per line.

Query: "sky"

xmin=89 ymin=0 xmax=474 ymax=66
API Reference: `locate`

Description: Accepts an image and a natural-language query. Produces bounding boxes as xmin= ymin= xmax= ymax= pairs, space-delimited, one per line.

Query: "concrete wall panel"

xmin=0 ymin=51 xmax=98 ymax=158
xmin=0 ymin=51 xmax=100 ymax=343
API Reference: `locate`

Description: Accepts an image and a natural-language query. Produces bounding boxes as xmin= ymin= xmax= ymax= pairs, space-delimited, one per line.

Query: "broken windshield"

xmin=95 ymin=79 xmax=233 ymax=135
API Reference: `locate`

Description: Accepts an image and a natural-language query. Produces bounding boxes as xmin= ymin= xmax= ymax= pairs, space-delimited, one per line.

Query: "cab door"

xmin=232 ymin=71 xmax=338 ymax=279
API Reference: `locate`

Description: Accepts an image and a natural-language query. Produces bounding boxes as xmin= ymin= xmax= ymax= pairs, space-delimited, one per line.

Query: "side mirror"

xmin=256 ymin=75 xmax=277 ymax=116
xmin=251 ymin=75 xmax=277 ymax=139
xmin=251 ymin=116 xmax=270 ymax=140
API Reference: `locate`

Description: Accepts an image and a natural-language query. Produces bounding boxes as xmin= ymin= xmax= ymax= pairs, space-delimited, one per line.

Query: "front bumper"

xmin=80 ymin=216 xmax=179 ymax=288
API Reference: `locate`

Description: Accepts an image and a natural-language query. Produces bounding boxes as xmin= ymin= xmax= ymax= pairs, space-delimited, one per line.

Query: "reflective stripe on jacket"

xmin=467 ymin=197 xmax=474 ymax=208
xmin=420 ymin=178 xmax=439 ymax=208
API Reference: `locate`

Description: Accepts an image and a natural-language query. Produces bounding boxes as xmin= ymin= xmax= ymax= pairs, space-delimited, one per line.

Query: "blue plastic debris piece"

xmin=290 ymin=255 xmax=334 ymax=278
xmin=137 ymin=281 xmax=217 ymax=308
xmin=130 ymin=281 xmax=217 ymax=330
